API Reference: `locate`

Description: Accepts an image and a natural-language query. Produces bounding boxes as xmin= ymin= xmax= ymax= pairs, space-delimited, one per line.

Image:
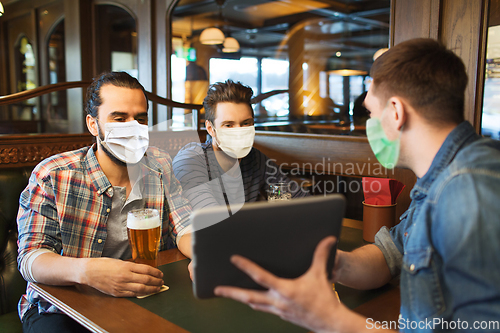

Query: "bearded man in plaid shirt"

xmin=17 ymin=72 xmax=192 ymax=332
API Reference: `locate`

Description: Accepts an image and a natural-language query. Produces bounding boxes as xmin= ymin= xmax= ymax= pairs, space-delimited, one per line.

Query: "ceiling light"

xmin=200 ymin=27 xmax=225 ymax=45
xmin=0 ymin=2 xmax=4 ymax=16
xmin=222 ymin=37 xmax=240 ymax=53
xmin=336 ymin=51 xmax=341 ymax=57
xmin=199 ymin=0 xmax=227 ymax=46
xmin=328 ymin=69 xmax=368 ymax=77
xmin=327 ymin=57 xmax=368 ymax=77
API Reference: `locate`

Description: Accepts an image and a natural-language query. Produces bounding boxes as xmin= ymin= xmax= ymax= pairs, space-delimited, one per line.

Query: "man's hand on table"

xmin=79 ymin=258 xmax=164 ymax=297
xmin=32 ymin=252 xmax=164 ymax=297
xmin=214 ymin=236 xmax=350 ymax=333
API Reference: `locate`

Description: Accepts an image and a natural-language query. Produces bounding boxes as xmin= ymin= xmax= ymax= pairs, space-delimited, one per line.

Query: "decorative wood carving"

xmin=0 ymin=134 xmax=94 ymax=168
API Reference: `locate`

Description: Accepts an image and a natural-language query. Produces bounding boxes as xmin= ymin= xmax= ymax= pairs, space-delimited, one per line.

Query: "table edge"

xmin=31 ymin=283 xmax=107 ymax=333
xmin=32 ymin=249 xmax=189 ymax=333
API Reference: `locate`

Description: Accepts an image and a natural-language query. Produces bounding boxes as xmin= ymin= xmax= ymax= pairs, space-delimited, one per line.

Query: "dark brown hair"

xmin=85 ymin=71 xmax=148 ymax=117
xmin=203 ymin=80 xmax=254 ymax=124
xmin=370 ymin=38 xmax=467 ymax=125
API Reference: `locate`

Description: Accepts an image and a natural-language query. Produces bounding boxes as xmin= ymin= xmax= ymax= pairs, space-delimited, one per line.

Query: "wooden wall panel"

xmin=392 ymin=0 xmax=441 ymax=45
xmin=393 ymin=0 xmax=489 ymax=131
xmin=0 ymin=18 xmax=8 ymax=97
xmin=490 ymin=0 xmax=500 ymax=26
xmin=440 ymin=0 xmax=488 ymax=130
xmin=0 ymin=133 xmax=93 ymax=168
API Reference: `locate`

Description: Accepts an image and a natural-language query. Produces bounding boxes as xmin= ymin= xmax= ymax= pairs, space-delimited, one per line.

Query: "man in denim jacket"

xmin=215 ymin=38 xmax=500 ymax=332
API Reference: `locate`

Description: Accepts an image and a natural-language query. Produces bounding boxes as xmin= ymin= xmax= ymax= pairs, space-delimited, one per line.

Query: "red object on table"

xmin=362 ymin=178 xmax=405 ymax=205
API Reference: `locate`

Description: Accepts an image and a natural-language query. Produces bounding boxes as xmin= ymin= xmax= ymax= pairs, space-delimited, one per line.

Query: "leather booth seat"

xmin=0 ymin=167 xmax=33 ymax=332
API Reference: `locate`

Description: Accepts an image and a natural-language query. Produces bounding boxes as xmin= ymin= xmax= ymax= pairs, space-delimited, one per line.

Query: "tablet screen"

xmin=191 ymin=194 xmax=345 ymax=299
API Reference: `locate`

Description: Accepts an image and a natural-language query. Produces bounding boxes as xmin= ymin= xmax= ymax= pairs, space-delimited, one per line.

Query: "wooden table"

xmin=32 ymin=224 xmax=400 ymax=333
xmin=32 ymin=250 xmax=190 ymax=332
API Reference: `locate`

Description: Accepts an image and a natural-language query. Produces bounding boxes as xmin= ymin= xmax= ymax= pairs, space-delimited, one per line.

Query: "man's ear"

xmin=206 ymin=120 xmax=215 ymax=137
xmin=86 ymin=115 xmax=99 ymax=137
xmin=389 ymin=97 xmax=407 ymax=131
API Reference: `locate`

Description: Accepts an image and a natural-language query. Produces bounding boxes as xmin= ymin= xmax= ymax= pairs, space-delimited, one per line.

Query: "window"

xmin=209 ymin=57 xmax=258 ymax=89
xmin=261 ymin=58 xmax=289 ymax=117
xmin=482 ymin=21 xmax=500 ymax=139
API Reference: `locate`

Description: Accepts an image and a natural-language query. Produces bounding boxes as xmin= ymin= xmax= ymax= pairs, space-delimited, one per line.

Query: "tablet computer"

xmin=191 ymin=194 xmax=345 ymax=299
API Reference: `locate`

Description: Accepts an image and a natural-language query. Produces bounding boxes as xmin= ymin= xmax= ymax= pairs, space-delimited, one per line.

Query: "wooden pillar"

xmin=136 ymin=1 xmax=152 ymax=94
xmin=342 ymin=76 xmax=350 ymax=121
xmin=287 ymin=25 xmax=305 ymax=119
xmin=0 ymin=14 xmax=8 ymax=97
xmin=440 ymin=0 xmax=488 ymax=131
xmin=64 ymin=0 xmax=92 ymax=133
xmin=303 ymin=56 xmax=325 ymax=116
xmin=392 ymin=0 xmax=441 ymax=45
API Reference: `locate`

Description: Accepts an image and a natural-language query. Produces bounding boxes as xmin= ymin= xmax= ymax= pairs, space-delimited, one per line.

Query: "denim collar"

xmin=410 ymin=121 xmax=478 ymax=200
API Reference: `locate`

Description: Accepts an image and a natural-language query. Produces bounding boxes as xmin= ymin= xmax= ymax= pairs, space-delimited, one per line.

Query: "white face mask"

xmin=99 ymin=120 xmax=149 ymax=164
xmin=213 ymin=126 xmax=255 ymax=159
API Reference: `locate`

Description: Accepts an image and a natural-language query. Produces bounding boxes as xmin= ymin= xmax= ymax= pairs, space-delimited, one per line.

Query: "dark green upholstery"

xmin=0 ymin=167 xmax=33 ymax=331
xmin=0 ymin=311 xmax=23 ymax=333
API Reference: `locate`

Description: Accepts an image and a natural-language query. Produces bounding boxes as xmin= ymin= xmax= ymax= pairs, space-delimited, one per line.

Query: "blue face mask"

xmin=366 ymin=109 xmax=400 ymax=169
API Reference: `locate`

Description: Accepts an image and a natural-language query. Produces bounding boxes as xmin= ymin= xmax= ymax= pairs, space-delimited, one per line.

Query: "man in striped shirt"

xmin=17 ymin=72 xmax=192 ymax=332
xmin=173 ymin=80 xmax=308 ymax=258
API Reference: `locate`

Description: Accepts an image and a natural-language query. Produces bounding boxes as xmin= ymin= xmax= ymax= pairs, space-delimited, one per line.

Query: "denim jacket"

xmin=375 ymin=122 xmax=500 ymax=332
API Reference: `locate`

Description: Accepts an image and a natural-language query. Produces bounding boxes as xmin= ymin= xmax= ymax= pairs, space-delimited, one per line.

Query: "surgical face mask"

xmin=366 ymin=109 xmax=400 ymax=169
xmin=98 ymin=120 xmax=149 ymax=164
xmin=213 ymin=125 xmax=255 ymax=159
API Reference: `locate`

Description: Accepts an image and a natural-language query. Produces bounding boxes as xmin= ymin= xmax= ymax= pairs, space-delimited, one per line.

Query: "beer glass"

xmin=127 ymin=208 xmax=161 ymax=268
xmin=267 ymin=182 xmax=292 ymax=201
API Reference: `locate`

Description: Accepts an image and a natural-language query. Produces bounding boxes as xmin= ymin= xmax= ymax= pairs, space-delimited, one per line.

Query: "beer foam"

xmin=127 ymin=215 xmax=161 ymax=230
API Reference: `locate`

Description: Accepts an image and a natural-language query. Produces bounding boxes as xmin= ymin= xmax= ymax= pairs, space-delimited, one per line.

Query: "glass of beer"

xmin=267 ymin=182 xmax=292 ymax=201
xmin=127 ymin=208 xmax=161 ymax=268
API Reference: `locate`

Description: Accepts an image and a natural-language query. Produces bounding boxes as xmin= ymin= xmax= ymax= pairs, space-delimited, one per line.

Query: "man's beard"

xmin=97 ymin=124 xmax=128 ymax=168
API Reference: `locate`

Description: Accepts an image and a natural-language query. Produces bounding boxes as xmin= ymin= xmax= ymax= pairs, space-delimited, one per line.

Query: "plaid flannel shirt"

xmin=17 ymin=145 xmax=191 ymax=320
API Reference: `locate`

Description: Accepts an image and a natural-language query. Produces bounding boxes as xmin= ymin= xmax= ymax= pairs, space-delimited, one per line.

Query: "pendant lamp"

xmin=222 ymin=37 xmax=240 ymax=53
xmin=200 ymin=27 xmax=225 ymax=45
xmin=199 ymin=0 xmax=227 ymax=45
